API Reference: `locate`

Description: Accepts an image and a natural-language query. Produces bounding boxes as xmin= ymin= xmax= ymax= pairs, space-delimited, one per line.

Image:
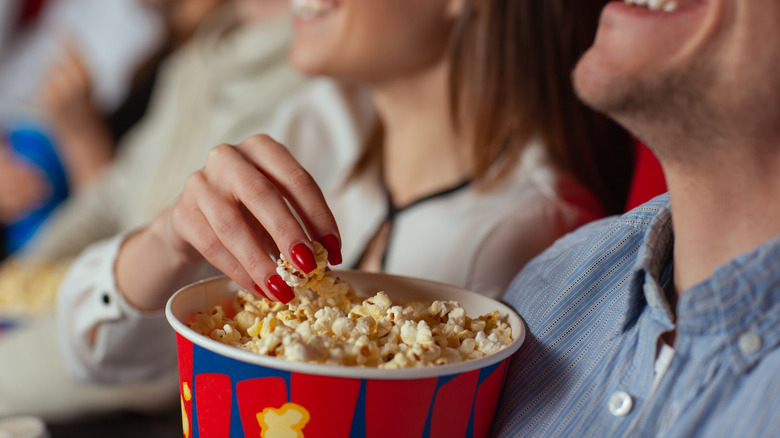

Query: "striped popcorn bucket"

xmin=166 ymin=272 xmax=524 ymax=438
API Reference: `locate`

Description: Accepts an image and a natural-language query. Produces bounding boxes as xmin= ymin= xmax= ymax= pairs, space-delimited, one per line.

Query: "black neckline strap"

xmin=384 ymin=177 xmax=471 ymax=221
xmin=352 ymin=177 xmax=473 ymax=270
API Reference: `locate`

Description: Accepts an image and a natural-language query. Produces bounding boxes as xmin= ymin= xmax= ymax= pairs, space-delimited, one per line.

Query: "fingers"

xmin=234 ymin=135 xmax=343 ymax=265
xmin=206 ymin=142 xmax=318 ymax=267
xmin=168 ymin=136 xmax=341 ymax=303
xmin=171 ymin=169 xmax=296 ymax=302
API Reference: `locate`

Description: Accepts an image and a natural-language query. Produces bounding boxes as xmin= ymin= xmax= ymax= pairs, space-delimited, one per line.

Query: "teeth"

xmin=623 ymin=0 xmax=678 ymax=12
xmin=291 ymin=0 xmax=336 ymax=19
xmin=663 ymin=1 xmax=678 ymax=12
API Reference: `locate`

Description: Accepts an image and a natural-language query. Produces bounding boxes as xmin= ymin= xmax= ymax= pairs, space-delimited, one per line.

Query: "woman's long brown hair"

xmin=450 ymin=0 xmax=633 ymax=214
xmin=353 ymin=0 xmax=633 ymax=215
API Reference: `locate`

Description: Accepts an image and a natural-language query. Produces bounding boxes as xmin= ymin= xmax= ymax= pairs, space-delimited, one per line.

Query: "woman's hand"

xmin=119 ymin=135 xmax=343 ymax=309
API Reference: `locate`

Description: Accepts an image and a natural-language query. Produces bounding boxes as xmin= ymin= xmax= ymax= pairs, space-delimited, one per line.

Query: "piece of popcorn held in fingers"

xmin=276 ymin=241 xmax=353 ymax=299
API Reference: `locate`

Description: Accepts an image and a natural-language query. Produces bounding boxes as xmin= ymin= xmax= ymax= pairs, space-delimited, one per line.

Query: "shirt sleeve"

xmin=55 ymin=233 xmax=178 ymax=384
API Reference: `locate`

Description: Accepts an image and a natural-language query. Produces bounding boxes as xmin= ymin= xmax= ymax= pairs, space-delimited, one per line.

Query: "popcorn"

xmin=188 ymin=244 xmax=513 ymax=368
xmin=276 ymin=242 xmax=328 ymax=287
xmin=0 ymin=260 xmax=72 ymax=312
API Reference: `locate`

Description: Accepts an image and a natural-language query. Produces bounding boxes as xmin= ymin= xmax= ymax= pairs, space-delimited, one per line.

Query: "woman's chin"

xmin=288 ymin=48 xmax=330 ymax=78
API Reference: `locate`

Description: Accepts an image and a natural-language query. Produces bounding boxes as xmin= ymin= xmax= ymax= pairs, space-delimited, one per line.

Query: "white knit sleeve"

xmin=55 ymin=233 xmax=178 ymax=384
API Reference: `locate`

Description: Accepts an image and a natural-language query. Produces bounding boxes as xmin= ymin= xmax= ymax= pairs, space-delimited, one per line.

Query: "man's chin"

xmin=572 ymin=58 xmax=657 ymax=146
xmin=571 ymin=57 xmax=616 ymax=116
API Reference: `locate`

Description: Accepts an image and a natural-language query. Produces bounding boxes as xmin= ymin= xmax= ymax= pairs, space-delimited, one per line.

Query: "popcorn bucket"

xmin=166 ymin=271 xmax=525 ymax=438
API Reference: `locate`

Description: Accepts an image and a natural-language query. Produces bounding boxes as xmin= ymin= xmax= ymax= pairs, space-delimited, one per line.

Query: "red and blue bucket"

xmin=166 ymin=272 xmax=524 ymax=438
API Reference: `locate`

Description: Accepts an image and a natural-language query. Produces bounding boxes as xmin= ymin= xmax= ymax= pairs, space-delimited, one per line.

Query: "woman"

xmin=56 ymin=0 xmax=632 ymax=383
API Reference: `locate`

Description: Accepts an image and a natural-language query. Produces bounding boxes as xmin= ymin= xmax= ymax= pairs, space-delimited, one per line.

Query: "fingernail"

xmin=291 ymin=242 xmax=317 ymax=273
xmin=266 ymin=274 xmax=295 ymax=303
xmin=253 ymin=283 xmax=270 ymax=300
xmin=319 ymin=234 xmax=342 ymax=265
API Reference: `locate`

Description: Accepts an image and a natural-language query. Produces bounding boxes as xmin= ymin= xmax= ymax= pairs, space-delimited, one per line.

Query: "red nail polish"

xmin=266 ymin=275 xmax=295 ymax=303
xmin=319 ymin=234 xmax=342 ymax=265
xmin=253 ymin=283 xmax=270 ymax=300
xmin=291 ymin=243 xmax=317 ymax=273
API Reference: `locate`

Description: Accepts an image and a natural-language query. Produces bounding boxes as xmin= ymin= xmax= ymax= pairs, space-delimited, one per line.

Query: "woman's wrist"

xmin=115 ymin=213 xmax=201 ymax=311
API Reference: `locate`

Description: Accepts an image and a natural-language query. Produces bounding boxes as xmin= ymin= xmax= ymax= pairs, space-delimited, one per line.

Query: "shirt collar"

xmin=622 ymin=195 xmax=675 ymax=332
xmin=619 ymin=195 xmax=780 ymax=370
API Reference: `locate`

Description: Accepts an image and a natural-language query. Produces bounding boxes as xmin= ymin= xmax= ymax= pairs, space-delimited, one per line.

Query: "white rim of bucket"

xmin=166 ymin=271 xmax=525 ymax=380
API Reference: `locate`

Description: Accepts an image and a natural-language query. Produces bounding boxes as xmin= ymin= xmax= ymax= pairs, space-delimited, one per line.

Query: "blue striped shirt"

xmin=494 ymin=194 xmax=780 ymax=437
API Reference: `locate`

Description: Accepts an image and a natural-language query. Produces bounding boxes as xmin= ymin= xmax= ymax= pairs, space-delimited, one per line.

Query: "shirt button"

xmin=102 ymin=293 xmax=111 ymax=305
xmin=608 ymin=391 xmax=633 ymax=417
xmin=738 ymin=332 xmax=762 ymax=355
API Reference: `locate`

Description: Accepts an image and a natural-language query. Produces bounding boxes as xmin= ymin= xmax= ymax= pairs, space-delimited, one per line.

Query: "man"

xmin=493 ymin=0 xmax=780 ymax=436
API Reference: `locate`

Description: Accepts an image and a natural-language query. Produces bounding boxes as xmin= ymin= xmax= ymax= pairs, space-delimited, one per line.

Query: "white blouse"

xmin=55 ymin=79 xmax=605 ymax=384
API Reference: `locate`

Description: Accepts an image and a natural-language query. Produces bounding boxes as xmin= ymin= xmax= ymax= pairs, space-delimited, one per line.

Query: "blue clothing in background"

xmin=494 ymin=194 xmax=780 ymax=437
xmin=4 ymin=123 xmax=69 ymax=254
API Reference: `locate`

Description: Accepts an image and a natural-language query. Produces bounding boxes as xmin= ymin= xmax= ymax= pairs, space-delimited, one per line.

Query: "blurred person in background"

xmin=53 ymin=0 xmax=633 ymax=394
xmin=0 ymin=0 xmax=165 ymax=119
xmin=0 ymin=0 xmax=229 ymax=259
xmin=0 ymin=0 xmax=303 ymax=426
xmin=0 ymin=0 xmax=166 ymax=259
xmin=34 ymin=0 xmax=228 ymax=195
xmin=0 ymin=1 xmax=23 ymax=54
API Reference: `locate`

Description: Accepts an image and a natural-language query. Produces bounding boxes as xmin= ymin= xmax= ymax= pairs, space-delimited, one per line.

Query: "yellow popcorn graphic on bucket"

xmin=258 ymin=402 xmax=311 ymax=438
xmin=181 ymin=381 xmax=193 ymax=438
